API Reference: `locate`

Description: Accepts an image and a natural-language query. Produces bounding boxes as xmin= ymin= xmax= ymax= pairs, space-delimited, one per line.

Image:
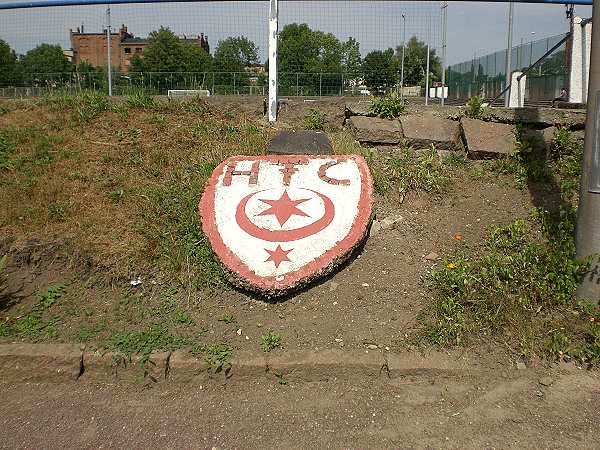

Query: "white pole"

xmin=400 ymin=14 xmax=405 ymax=102
xmin=441 ymin=1 xmax=447 ymax=106
xmin=106 ymin=5 xmax=113 ymax=97
xmin=504 ymin=2 xmax=514 ymax=107
xmin=268 ymin=0 xmax=278 ymax=122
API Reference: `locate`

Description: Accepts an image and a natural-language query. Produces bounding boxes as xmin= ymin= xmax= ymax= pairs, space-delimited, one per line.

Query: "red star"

xmin=257 ymin=190 xmax=311 ymax=226
xmin=265 ymin=245 xmax=293 ymax=268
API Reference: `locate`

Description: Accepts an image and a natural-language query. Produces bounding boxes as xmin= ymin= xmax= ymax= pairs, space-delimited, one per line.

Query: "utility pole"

xmin=268 ymin=0 xmax=278 ymax=122
xmin=425 ymin=15 xmax=430 ymax=106
xmin=441 ymin=1 xmax=448 ymax=106
xmin=400 ymin=14 xmax=406 ymax=103
xmin=106 ymin=5 xmax=113 ymax=97
xmin=576 ymin=0 xmax=600 ymax=301
xmin=504 ymin=2 xmax=514 ymax=107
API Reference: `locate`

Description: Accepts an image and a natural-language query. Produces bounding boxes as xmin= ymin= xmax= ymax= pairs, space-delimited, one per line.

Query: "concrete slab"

xmin=346 ymin=116 xmax=402 ymax=145
xmin=267 ymin=131 xmax=332 ymax=155
xmin=199 ymin=155 xmax=374 ymax=297
xmin=400 ymin=114 xmax=460 ymax=150
xmin=461 ymin=118 xmax=517 ymax=159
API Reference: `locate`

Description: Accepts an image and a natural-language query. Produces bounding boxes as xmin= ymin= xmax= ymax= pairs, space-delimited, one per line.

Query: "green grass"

xmin=261 ymin=329 xmax=282 ymax=352
xmin=42 ymin=90 xmax=112 ymax=124
xmin=1 ymin=283 xmax=65 ymax=339
xmin=304 ymin=108 xmax=325 ymax=130
xmin=421 ymin=128 xmax=600 ymax=365
xmin=369 ymin=92 xmax=405 ymax=119
xmin=138 ymin=161 xmax=226 ymax=288
xmin=219 ymin=313 xmax=237 ymax=324
xmin=203 ymin=343 xmax=233 ymax=373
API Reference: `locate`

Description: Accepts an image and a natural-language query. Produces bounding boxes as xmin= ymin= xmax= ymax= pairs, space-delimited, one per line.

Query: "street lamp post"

xmin=400 ymin=14 xmax=406 ymax=102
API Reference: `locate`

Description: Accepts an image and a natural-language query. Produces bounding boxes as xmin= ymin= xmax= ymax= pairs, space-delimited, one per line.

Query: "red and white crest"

xmin=200 ymin=155 xmax=373 ymax=295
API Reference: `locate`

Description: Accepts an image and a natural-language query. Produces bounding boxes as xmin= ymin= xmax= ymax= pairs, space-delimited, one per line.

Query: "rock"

xmin=400 ymin=114 xmax=461 ymax=150
xmin=424 ymin=252 xmax=439 ymax=261
xmin=366 ymin=344 xmax=378 ymax=350
xmin=480 ymin=107 xmax=586 ymax=128
xmin=554 ymin=101 xmax=586 ymax=110
xmin=329 ymin=281 xmax=339 ymax=292
xmin=345 ymin=101 xmax=373 ymax=117
xmin=461 ymin=118 xmax=517 ymax=158
xmin=267 ymin=130 xmax=332 ymax=155
xmin=539 ymin=376 xmax=554 ymax=387
xmin=82 ymin=350 xmax=169 ymax=383
xmin=369 ymin=220 xmax=382 ymax=237
xmin=347 ymin=116 xmax=402 ymax=145
xmin=522 ymin=126 xmax=556 ymax=152
xmin=516 ymin=361 xmax=526 ymax=370
xmin=380 ymin=214 xmax=404 ymax=230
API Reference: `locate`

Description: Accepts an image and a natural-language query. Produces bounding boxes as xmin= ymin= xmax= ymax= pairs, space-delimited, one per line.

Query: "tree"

xmin=129 ymin=27 xmax=212 ymax=73
xmin=0 ymin=39 xmax=18 ymax=86
xmin=396 ymin=36 xmax=441 ymax=87
xmin=362 ymin=49 xmax=399 ymax=93
xmin=20 ymin=44 xmax=71 ymax=74
xmin=342 ymin=37 xmax=362 ymax=81
xmin=212 ymin=36 xmax=259 ymax=93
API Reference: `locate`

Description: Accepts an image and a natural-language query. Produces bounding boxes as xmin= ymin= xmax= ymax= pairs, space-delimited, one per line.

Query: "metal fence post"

xmin=106 ymin=5 xmax=113 ymax=96
xmin=319 ymin=73 xmax=322 ymax=97
xmin=268 ymin=0 xmax=278 ymax=122
xmin=504 ymin=2 xmax=514 ymax=106
xmin=233 ymin=72 xmax=236 ymax=94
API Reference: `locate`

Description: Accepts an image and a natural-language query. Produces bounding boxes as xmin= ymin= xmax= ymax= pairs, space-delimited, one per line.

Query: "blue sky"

xmin=0 ymin=1 xmax=592 ymax=65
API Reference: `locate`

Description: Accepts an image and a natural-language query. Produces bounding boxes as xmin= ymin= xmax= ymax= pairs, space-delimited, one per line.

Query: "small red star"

xmin=265 ymin=245 xmax=293 ymax=268
xmin=257 ymin=190 xmax=311 ymax=226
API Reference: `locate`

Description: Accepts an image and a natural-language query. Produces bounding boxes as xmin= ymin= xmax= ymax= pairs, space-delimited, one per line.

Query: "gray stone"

xmin=516 ymin=361 xmax=527 ymax=370
xmin=461 ymin=118 xmax=517 ymax=158
xmin=380 ymin=214 xmax=404 ymax=230
xmin=522 ymin=126 xmax=556 ymax=152
xmin=345 ymin=101 xmax=373 ymax=117
xmin=424 ymin=252 xmax=439 ymax=261
xmin=539 ymin=376 xmax=554 ymax=387
xmin=400 ymin=114 xmax=460 ymax=150
xmin=267 ymin=131 xmax=332 ymax=155
xmin=347 ymin=116 xmax=402 ymax=145
xmin=369 ymin=220 xmax=382 ymax=237
xmin=554 ymin=101 xmax=586 ymax=110
xmin=480 ymin=107 xmax=586 ymax=128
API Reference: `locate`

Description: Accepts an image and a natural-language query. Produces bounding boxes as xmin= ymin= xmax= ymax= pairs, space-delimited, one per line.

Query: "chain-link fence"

xmin=0 ymin=0 xmax=443 ymax=98
xmin=447 ymin=33 xmax=569 ymax=103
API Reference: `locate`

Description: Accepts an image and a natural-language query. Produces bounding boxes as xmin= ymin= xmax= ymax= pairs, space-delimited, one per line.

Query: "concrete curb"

xmin=0 ymin=343 xmax=474 ymax=384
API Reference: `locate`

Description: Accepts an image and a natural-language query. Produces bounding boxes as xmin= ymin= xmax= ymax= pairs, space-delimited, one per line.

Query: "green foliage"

xmin=261 ymin=329 xmax=282 ymax=352
xmin=130 ymin=27 xmax=212 ymax=74
xmin=395 ymin=36 xmax=442 ymax=87
xmin=0 ymin=39 xmax=18 ymax=86
xmin=105 ymin=324 xmax=192 ymax=366
xmin=369 ymin=91 xmax=405 ymax=118
xmin=362 ymin=48 xmax=399 ymax=93
xmin=203 ymin=343 xmax=233 ymax=373
xmin=47 ymin=202 xmax=67 ymax=221
xmin=126 ymin=90 xmax=156 ymax=108
xmin=274 ymin=372 xmax=289 ymax=385
xmin=385 ymin=145 xmax=448 ymax=198
xmin=213 ymin=36 xmax=258 ymax=75
xmin=465 ymin=96 xmax=485 ymax=119
xmin=42 ymin=90 xmax=111 ymax=124
xmin=303 ymin=108 xmax=325 ymax=130
xmin=139 ymin=162 xmax=226 ymax=288
xmin=20 ymin=43 xmax=71 ymax=74
xmin=2 ymin=283 xmax=65 ymax=339
xmin=219 ymin=313 xmax=237 ymax=324
xmin=0 ymin=130 xmax=16 ymax=170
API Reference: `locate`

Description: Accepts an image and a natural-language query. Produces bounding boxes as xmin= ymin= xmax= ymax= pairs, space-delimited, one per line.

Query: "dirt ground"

xmin=2 ymin=360 xmax=599 ymax=449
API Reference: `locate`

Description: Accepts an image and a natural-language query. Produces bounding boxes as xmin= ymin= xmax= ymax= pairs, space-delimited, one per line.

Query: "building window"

xmin=135 ymin=48 xmax=142 ymax=53
xmin=124 ymin=48 xmax=131 ymax=54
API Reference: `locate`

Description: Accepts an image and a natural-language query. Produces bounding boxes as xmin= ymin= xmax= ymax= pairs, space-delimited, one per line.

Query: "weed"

xmin=370 ymin=92 xmax=405 ymax=119
xmin=155 ymin=289 xmax=195 ymax=326
xmin=126 ymin=91 xmax=156 ymax=108
xmin=465 ymin=96 xmax=485 ymax=119
xmin=224 ymin=111 xmax=235 ymax=120
xmin=443 ymin=152 xmax=469 ymax=167
xmin=43 ymin=90 xmax=111 ymax=124
xmin=76 ymin=321 xmax=109 ymax=342
xmin=2 ymin=283 xmax=65 ymax=339
xmin=304 ymin=108 xmax=325 ymax=130
xmin=261 ymin=329 xmax=282 ymax=352
xmin=107 ymin=188 xmax=125 ymax=203
xmin=274 ymin=372 xmax=289 ymax=385
xmin=47 ymin=202 xmax=68 ymax=221
xmin=104 ymin=324 xmax=191 ymax=366
xmin=0 ymin=131 xmax=16 ymax=170
xmin=219 ymin=313 xmax=237 ymax=324
xmin=386 ymin=145 xmax=448 ymax=199
xmin=203 ymin=343 xmax=233 ymax=373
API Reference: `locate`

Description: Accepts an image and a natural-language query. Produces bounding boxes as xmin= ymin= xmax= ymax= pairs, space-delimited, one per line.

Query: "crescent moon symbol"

xmin=235 ymin=189 xmax=335 ymax=242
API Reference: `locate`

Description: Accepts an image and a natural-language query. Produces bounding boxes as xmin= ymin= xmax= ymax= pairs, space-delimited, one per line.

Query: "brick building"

xmin=70 ymin=25 xmax=210 ymax=72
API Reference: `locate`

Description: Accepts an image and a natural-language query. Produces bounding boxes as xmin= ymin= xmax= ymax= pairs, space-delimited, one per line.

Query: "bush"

xmin=369 ymin=92 xmax=405 ymax=119
xmin=465 ymin=95 xmax=485 ymax=119
xmin=304 ymin=108 xmax=325 ymax=130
